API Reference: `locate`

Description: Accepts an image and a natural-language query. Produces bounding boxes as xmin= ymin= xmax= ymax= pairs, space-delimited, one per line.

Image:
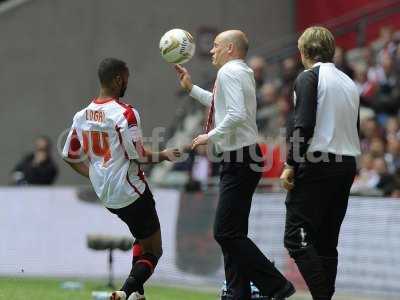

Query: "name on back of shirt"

xmin=86 ymin=109 xmax=105 ymax=123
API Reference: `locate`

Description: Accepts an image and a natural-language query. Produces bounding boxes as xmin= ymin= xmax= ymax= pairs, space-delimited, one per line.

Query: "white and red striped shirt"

xmin=62 ymin=98 xmax=148 ymax=209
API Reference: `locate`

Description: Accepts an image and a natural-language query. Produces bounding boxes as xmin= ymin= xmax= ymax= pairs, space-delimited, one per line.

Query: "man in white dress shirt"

xmin=175 ymin=30 xmax=295 ymax=300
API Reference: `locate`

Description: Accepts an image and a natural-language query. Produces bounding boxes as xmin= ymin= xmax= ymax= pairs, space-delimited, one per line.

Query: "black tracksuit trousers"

xmin=284 ymin=155 xmax=356 ymax=300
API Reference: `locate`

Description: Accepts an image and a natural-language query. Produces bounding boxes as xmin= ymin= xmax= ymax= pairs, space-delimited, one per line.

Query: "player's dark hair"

xmin=97 ymin=58 xmax=128 ymax=86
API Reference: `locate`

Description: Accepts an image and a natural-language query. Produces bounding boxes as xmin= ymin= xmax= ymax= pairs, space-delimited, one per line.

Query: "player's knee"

xmin=284 ymin=227 xmax=314 ymax=259
xmin=149 ymin=243 xmax=162 ymax=259
xmin=213 ymin=222 xmax=233 ymax=245
xmin=139 ymin=252 xmax=160 ymax=270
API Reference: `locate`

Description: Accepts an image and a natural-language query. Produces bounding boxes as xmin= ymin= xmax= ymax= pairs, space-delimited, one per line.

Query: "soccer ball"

xmin=159 ymin=29 xmax=195 ymax=64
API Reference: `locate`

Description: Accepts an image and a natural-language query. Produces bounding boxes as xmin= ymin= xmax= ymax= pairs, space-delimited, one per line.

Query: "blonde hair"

xmin=298 ymin=26 xmax=335 ymax=62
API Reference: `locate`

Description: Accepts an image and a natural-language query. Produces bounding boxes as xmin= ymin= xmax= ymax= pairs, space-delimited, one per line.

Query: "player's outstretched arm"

xmin=159 ymin=148 xmax=182 ymax=162
xmin=64 ymin=160 xmax=89 ymax=178
xmin=135 ymin=147 xmax=181 ymax=164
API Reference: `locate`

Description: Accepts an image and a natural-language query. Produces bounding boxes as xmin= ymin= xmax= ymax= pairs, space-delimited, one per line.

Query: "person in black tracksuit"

xmin=280 ymin=26 xmax=361 ymax=300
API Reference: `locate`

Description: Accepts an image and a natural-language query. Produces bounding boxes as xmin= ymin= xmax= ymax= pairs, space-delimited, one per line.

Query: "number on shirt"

xmin=82 ymin=131 xmax=111 ymax=164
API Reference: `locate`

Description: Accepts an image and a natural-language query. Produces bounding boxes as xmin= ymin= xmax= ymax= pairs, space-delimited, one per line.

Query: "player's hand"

xmin=180 ymin=144 xmax=192 ymax=153
xmin=280 ymin=167 xmax=295 ymax=191
xmin=161 ymin=148 xmax=182 ymax=162
xmin=175 ymin=64 xmax=193 ymax=92
xmin=191 ymin=134 xmax=208 ymax=150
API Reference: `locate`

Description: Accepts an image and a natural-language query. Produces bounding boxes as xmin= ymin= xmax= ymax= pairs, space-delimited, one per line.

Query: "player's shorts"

xmin=107 ymin=186 xmax=160 ymax=239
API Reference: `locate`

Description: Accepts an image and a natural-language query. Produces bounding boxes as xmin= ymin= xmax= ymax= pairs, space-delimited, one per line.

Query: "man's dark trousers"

xmin=214 ymin=144 xmax=287 ymax=299
xmin=284 ymin=154 xmax=356 ymax=300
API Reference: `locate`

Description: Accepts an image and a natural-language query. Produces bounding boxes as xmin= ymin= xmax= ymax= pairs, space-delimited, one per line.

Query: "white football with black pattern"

xmin=159 ymin=28 xmax=196 ymax=64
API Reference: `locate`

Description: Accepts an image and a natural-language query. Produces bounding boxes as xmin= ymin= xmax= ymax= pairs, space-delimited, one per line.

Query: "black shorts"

xmin=108 ymin=187 xmax=160 ymax=239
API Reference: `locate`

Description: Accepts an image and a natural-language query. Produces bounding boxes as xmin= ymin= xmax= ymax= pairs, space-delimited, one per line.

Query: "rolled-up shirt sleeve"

xmin=189 ymin=85 xmax=213 ymax=107
xmin=208 ymin=70 xmax=246 ymax=142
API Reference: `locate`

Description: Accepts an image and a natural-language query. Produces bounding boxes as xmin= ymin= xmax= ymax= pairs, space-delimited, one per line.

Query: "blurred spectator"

xmin=366 ymin=51 xmax=400 ymax=119
xmin=281 ymin=57 xmax=298 ymax=84
xmin=279 ymin=57 xmax=299 ymax=100
xmin=378 ymin=53 xmax=400 ymax=114
xmin=258 ymin=82 xmax=278 ymax=107
xmin=351 ymin=153 xmax=380 ymax=194
xmin=373 ymin=157 xmax=396 ymax=196
xmin=248 ymin=56 xmax=267 ymax=90
xmin=395 ymin=40 xmax=400 ymax=73
xmin=385 ymin=30 xmax=400 ymax=59
xmin=385 ymin=136 xmax=400 ymax=174
xmin=359 ymin=117 xmax=382 ymax=152
xmin=334 ymin=46 xmax=354 ymax=78
xmin=362 ymin=47 xmax=376 ymax=69
xmin=385 ymin=116 xmax=400 ymax=139
xmin=276 ymin=95 xmax=292 ymax=127
xmin=353 ymin=63 xmax=378 ymax=107
xmin=371 ymin=26 xmax=393 ymax=57
xmin=369 ymin=51 xmax=396 ymax=86
xmin=11 ymin=136 xmax=58 ymax=185
xmin=257 ymin=82 xmax=281 ymax=139
xmin=369 ymin=137 xmax=385 ymax=158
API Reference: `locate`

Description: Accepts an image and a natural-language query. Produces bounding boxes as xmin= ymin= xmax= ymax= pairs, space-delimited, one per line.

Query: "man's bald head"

xmin=210 ymin=29 xmax=249 ymax=68
xmin=218 ymin=30 xmax=249 ymax=58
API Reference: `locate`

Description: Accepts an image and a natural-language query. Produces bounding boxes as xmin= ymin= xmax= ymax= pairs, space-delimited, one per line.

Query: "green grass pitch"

xmin=0 ymin=277 xmax=218 ymax=300
xmin=0 ymin=277 xmax=377 ymax=300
